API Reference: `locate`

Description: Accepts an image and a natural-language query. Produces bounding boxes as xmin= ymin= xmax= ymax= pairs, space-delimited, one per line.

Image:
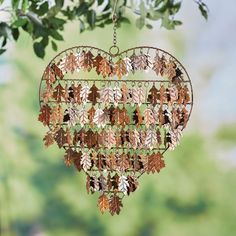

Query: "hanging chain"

xmin=112 ymin=14 xmax=117 ymax=46
xmin=109 ymin=0 xmax=119 ymax=56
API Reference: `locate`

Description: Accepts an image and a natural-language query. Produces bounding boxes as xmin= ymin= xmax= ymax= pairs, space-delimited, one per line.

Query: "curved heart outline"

xmin=38 ymin=46 xmax=194 ymax=213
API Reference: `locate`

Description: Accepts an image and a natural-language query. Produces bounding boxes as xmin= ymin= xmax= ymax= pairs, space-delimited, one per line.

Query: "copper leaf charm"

xmin=38 ymin=104 xmax=51 ymax=126
xmin=93 ymin=54 xmax=103 ymax=74
xmin=54 ymin=128 xmax=67 ymax=148
xmin=63 ymin=53 xmax=78 ymax=73
xmin=88 ymin=106 xmax=96 ymax=127
xmin=43 ymin=131 xmax=54 ymax=147
xmin=44 ymin=66 xmax=56 ymax=88
xmin=114 ymin=58 xmax=127 ymax=79
xmin=98 ymin=194 xmax=109 ymax=214
xmin=152 ymin=54 xmax=166 ymax=76
xmin=51 ymin=63 xmax=64 ymax=79
xmin=147 ymin=85 xmax=159 ymax=105
xmin=88 ymin=84 xmax=99 ymax=105
xmin=109 ymin=194 xmax=123 ymax=215
xmin=144 ymin=108 xmax=155 ymax=128
xmin=53 ymin=83 xmax=64 ymax=102
xmin=146 ymin=153 xmax=165 ymax=174
xmin=133 ymin=107 xmax=143 ymax=126
xmin=99 ymin=57 xmax=112 ymax=78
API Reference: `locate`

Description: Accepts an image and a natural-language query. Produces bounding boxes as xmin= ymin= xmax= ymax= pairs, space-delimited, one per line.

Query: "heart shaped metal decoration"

xmin=38 ymin=45 xmax=193 ymax=215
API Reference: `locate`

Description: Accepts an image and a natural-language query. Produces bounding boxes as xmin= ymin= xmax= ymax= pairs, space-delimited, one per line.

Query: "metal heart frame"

xmin=38 ymin=45 xmax=193 ymax=215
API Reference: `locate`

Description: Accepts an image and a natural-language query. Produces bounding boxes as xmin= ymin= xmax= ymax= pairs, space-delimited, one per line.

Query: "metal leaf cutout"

xmin=113 ymin=85 xmax=122 ymax=107
xmin=77 ymin=108 xmax=88 ymax=127
xmin=147 ymin=85 xmax=158 ymax=105
xmin=99 ymin=57 xmax=112 ymax=78
xmin=81 ymin=151 xmax=92 ymax=172
xmin=114 ymin=58 xmax=128 ymax=79
xmin=51 ymin=63 xmax=64 ymax=79
xmin=54 ymin=128 xmax=67 ymax=148
xmin=152 ymin=54 xmax=166 ymax=76
xmin=93 ymin=108 xmax=108 ymax=128
xmin=118 ymin=175 xmax=129 ymax=195
xmin=133 ymin=107 xmax=143 ymax=126
xmin=53 ymin=83 xmax=64 ymax=103
xmin=146 ymin=152 xmax=165 ymax=174
xmin=63 ymin=52 xmax=78 ymax=73
xmin=130 ymin=87 xmax=145 ymax=107
xmin=43 ymin=131 xmax=54 ymax=147
xmin=88 ymin=84 xmax=99 ymax=105
xmin=38 ymin=104 xmax=51 ymax=126
xmin=80 ymin=84 xmax=91 ymax=104
xmin=100 ymin=86 xmax=114 ymax=106
xmin=105 ymin=128 xmax=116 ymax=149
xmin=98 ymin=194 xmax=109 ymax=214
xmin=44 ymin=66 xmax=56 ymax=88
xmin=109 ymin=194 xmax=123 ymax=215
xmin=93 ymin=54 xmax=103 ymax=74
xmin=82 ymin=51 xmax=94 ymax=72
xmin=144 ymin=108 xmax=155 ymax=128
xmin=67 ymin=106 xmax=80 ymax=127
xmin=131 ymin=54 xmax=150 ymax=71
xmin=145 ymin=129 xmax=158 ymax=150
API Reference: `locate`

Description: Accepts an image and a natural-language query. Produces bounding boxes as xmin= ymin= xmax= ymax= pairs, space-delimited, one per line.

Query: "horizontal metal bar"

xmin=64 ymin=145 xmax=166 ymax=151
xmin=40 ymin=100 xmax=193 ymax=106
xmin=50 ymin=123 xmax=145 ymax=126
xmin=49 ymin=122 xmax=162 ymax=126
xmin=42 ymin=78 xmax=191 ymax=83
xmin=88 ymin=169 xmax=144 ymax=173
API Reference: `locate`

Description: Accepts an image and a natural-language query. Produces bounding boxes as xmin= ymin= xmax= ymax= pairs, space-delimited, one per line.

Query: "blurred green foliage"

xmin=215 ymin=123 xmax=236 ymax=145
xmin=0 ymin=18 xmax=236 ymax=236
xmin=0 ymin=0 xmax=208 ymax=58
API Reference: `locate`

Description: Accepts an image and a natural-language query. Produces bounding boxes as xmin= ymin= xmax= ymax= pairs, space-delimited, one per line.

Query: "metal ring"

xmin=109 ymin=45 xmax=120 ymax=56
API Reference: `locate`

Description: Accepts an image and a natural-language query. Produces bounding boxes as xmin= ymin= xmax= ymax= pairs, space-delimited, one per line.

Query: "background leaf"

xmin=33 ymin=41 xmax=45 ymax=58
xmin=0 ymin=0 xmax=208 ymax=57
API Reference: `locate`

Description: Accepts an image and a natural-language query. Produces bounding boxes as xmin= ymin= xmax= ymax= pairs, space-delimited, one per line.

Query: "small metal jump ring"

xmin=109 ymin=45 xmax=120 ymax=56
